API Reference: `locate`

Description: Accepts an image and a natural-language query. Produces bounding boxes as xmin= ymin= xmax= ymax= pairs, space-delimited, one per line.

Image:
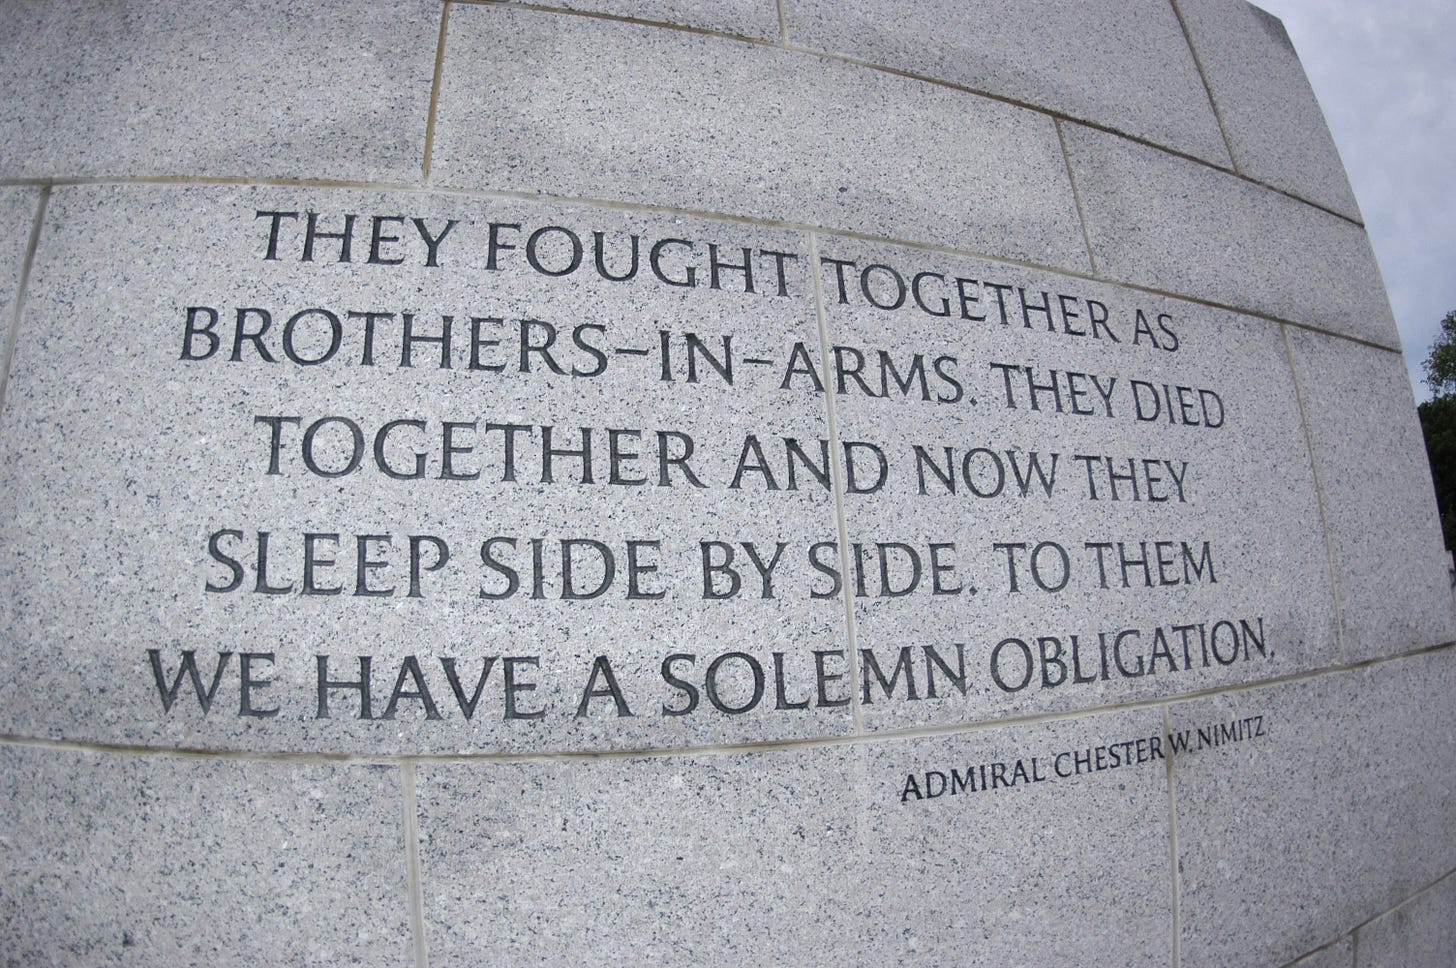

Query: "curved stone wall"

xmin=2 ymin=1 xmax=1453 ymax=964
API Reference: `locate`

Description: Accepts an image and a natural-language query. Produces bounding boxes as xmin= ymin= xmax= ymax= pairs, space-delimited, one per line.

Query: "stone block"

xmin=1356 ymin=873 xmax=1456 ymax=968
xmin=813 ymin=236 xmax=1335 ymax=730
xmin=1285 ymin=328 xmax=1455 ymax=661
xmin=0 ymin=183 xmax=850 ymax=755
xmin=513 ymin=0 xmax=781 ymax=40
xmin=784 ymin=0 xmax=1230 ymax=165
xmin=1172 ymin=648 xmax=1456 ymax=968
xmin=1062 ymin=123 xmax=1398 ymax=348
xmin=847 ymin=707 xmax=1173 ymax=963
xmin=0 ymin=744 xmax=411 ymax=966
xmin=0 ymin=0 xmax=439 ymax=182
xmin=1174 ymin=0 xmax=1361 ymax=219
xmin=416 ymin=747 xmax=860 ymax=964
xmin=415 ymin=705 xmax=1171 ymax=965
xmin=431 ymin=5 xmax=1088 ymax=271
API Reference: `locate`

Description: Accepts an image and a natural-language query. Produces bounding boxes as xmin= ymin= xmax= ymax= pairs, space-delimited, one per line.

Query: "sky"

xmin=1256 ymin=0 xmax=1456 ymax=402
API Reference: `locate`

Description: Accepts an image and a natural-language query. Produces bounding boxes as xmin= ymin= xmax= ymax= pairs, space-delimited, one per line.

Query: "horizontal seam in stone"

xmin=1349 ymin=863 xmax=1456 ymax=939
xmin=443 ymin=0 xmax=1364 ymax=228
xmin=1 ymin=640 xmax=1450 ymax=767
xmin=447 ymin=0 xmax=772 ymax=46
xmin=1 ymin=176 xmax=1399 ymax=354
xmin=1274 ymin=934 xmax=1352 ymax=968
xmin=1280 ymin=867 xmax=1456 ymax=967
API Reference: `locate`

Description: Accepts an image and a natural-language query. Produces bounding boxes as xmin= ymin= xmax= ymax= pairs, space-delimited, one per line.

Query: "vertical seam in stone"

xmin=402 ymin=761 xmax=430 ymax=968
xmin=1281 ymin=323 xmax=1347 ymax=660
xmin=0 ymin=185 xmax=49 ymax=419
xmin=422 ymin=2 xmax=452 ymax=184
xmin=1163 ymin=704 xmax=1183 ymax=968
xmin=775 ymin=0 xmax=790 ymax=45
xmin=1167 ymin=0 xmax=1239 ymax=173
xmin=808 ymin=231 xmax=864 ymax=733
xmin=1054 ymin=118 xmax=1099 ymax=277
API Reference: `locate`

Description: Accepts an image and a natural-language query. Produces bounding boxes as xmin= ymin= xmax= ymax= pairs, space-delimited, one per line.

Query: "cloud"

xmin=1252 ymin=0 xmax=1456 ymax=399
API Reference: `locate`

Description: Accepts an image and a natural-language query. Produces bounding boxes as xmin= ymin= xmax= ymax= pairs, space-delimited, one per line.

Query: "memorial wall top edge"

xmin=0 ymin=1 xmax=1360 ymax=226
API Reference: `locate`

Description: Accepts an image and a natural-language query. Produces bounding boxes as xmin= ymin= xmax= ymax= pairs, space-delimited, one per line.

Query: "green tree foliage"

xmin=1418 ymin=310 xmax=1456 ymax=549
xmin=1423 ymin=311 xmax=1456 ymax=398
xmin=1419 ymin=395 xmax=1456 ymax=551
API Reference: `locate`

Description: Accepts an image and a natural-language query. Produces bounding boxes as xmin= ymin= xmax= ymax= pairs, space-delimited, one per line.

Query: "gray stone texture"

xmin=0 ymin=187 xmax=39 ymax=382
xmin=1356 ymin=873 xmax=1456 ymax=968
xmin=1285 ymin=328 xmax=1455 ymax=661
xmin=816 ymin=236 xmax=1335 ymax=730
xmin=785 ymin=0 xmax=1231 ymax=165
xmin=431 ymin=5 xmax=1089 ymax=271
xmin=0 ymin=745 xmax=411 ymax=966
xmin=0 ymin=187 xmax=37 ymax=304
xmin=1175 ymin=0 xmax=1362 ymax=219
xmin=0 ymin=184 xmax=848 ymax=755
xmin=1173 ymin=648 xmax=1456 ymax=968
xmin=1062 ymin=123 xmax=1399 ymax=348
xmin=511 ymin=0 xmax=782 ymax=40
xmin=1290 ymin=936 xmax=1355 ymax=968
xmin=416 ymin=706 xmax=1171 ymax=965
xmin=0 ymin=2 xmax=1446 ymax=964
xmin=0 ymin=0 xmax=440 ymax=182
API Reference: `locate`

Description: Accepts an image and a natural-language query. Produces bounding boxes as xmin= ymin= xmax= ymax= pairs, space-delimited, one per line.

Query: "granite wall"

xmin=1 ymin=1 xmax=1453 ymax=965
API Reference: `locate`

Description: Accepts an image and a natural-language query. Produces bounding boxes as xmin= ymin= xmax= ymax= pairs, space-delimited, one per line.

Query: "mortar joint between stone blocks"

xmin=1276 ymin=932 xmax=1355 ymax=968
xmin=8 ymin=174 xmax=430 ymax=193
xmin=409 ymin=178 xmax=1383 ymax=333
xmin=452 ymin=0 xmax=777 ymax=47
xmin=1347 ymin=862 xmax=1456 ymax=945
xmin=807 ymin=230 xmax=865 ymax=735
xmin=1055 ymin=118 xmax=1101 ymax=278
xmin=401 ymin=761 xmax=430 ymax=968
xmin=1167 ymin=0 xmax=1240 ymax=175
xmin=18 ymin=174 xmax=1388 ymax=352
xmin=1162 ymin=703 xmax=1183 ymax=968
xmin=1280 ymin=323 xmax=1349 ymax=661
xmin=421 ymin=1 xmax=452 ymax=185
xmin=767 ymin=37 xmax=1360 ymax=222
xmin=0 ymin=184 xmax=50 ymax=419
